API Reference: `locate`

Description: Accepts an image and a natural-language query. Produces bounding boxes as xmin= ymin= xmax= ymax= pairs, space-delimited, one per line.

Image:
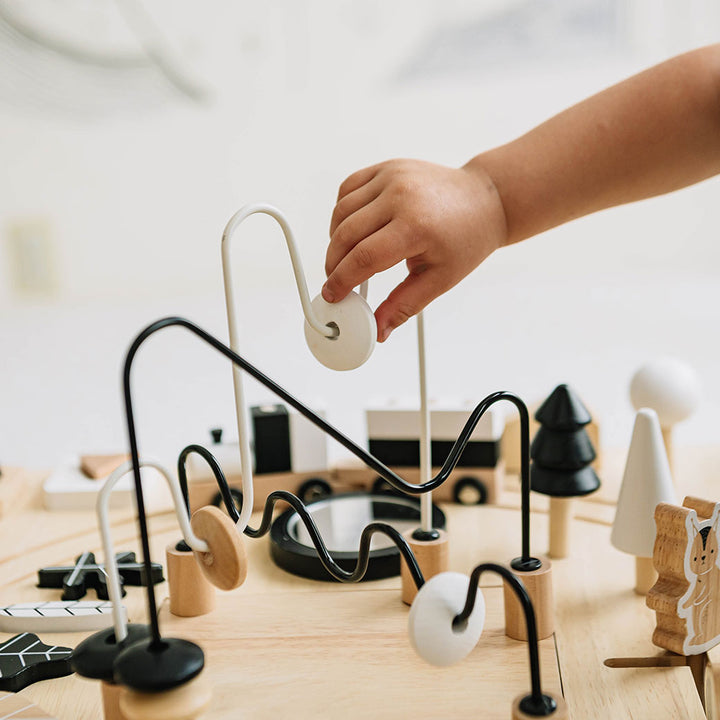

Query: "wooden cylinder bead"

xmin=503 ymin=556 xmax=554 ymax=641
xmin=120 ymin=675 xmax=212 ymax=720
xmin=548 ymin=497 xmax=573 ymax=559
xmin=401 ymin=528 xmax=449 ymax=606
xmin=190 ymin=506 xmax=247 ymax=591
xmin=634 ymin=555 xmax=658 ymax=596
xmin=166 ymin=544 xmax=215 ymax=617
xmin=511 ymin=692 xmax=568 ymax=719
xmin=101 ymin=681 xmax=127 ymax=720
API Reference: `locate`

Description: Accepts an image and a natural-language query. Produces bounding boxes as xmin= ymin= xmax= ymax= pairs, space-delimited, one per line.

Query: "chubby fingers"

xmin=322 ymin=220 xmax=410 ymax=303
xmin=374 ymin=269 xmax=445 ymax=342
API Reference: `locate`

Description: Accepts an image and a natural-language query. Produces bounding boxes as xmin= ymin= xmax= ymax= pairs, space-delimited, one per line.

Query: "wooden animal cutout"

xmin=647 ymin=497 xmax=720 ymax=655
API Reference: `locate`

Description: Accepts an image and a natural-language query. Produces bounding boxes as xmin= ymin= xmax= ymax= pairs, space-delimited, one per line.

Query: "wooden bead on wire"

xmin=190 ymin=506 xmax=247 ymax=591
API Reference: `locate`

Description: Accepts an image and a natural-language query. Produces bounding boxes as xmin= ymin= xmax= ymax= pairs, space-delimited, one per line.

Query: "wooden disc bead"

xmin=101 ymin=682 xmax=126 ymax=720
xmin=166 ymin=544 xmax=216 ymax=617
xmin=401 ymin=528 xmax=449 ymax=606
xmin=120 ymin=674 xmax=212 ymax=720
xmin=190 ymin=506 xmax=247 ymax=591
xmin=511 ymin=693 xmax=568 ymax=719
xmin=503 ymin=556 xmax=554 ymax=641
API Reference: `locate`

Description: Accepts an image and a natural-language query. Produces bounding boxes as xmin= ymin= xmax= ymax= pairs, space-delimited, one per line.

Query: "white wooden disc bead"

xmin=304 ymin=292 xmax=376 ymax=371
xmin=408 ymin=572 xmax=485 ymax=667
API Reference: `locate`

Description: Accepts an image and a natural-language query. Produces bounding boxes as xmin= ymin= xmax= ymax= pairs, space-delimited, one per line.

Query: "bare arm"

xmin=324 ymin=44 xmax=720 ymax=342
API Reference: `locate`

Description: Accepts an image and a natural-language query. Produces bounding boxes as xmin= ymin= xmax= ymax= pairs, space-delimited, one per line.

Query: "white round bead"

xmin=304 ymin=292 xmax=376 ymax=371
xmin=408 ymin=572 xmax=485 ymax=667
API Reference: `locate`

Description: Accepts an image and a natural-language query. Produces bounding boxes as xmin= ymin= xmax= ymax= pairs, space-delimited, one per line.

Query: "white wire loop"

xmin=222 ymin=203 xmax=341 ymax=532
xmin=97 ymin=459 xmax=209 ymax=642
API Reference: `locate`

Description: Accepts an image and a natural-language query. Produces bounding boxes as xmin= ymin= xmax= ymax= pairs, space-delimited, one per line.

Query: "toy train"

xmin=185 ymin=401 xmax=506 ymax=512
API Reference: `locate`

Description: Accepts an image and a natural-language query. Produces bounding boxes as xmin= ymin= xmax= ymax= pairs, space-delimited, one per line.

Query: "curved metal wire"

xmin=176 ymin=444 xmax=425 ymax=588
xmin=123 ymin=315 xmax=538 ymax=644
xmin=452 ymin=563 xmax=557 ymax=717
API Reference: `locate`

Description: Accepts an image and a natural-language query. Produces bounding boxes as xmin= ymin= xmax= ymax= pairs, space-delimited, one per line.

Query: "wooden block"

xmin=191 ymin=506 xmax=247 ymax=591
xmin=0 ymin=692 xmax=58 ymax=718
xmin=102 ymin=681 xmax=128 ymax=720
xmin=166 ymin=544 xmax=215 ymax=617
xmin=80 ymin=454 xmax=130 ymax=480
xmin=503 ymin=557 xmax=554 ymax=641
xmin=120 ymin=674 xmax=212 ymax=720
xmin=705 ymin=645 xmax=720 ymax=718
xmin=647 ymin=497 xmax=720 ymax=655
xmin=400 ymin=528 xmax=449 ymax=605
xmin=511 ymin=693 xmax=568 ymax=719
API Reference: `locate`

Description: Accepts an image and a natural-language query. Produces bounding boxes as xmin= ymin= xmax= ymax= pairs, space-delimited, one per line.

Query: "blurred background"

xmin=1 ymin=0 xmax=719 ymax=469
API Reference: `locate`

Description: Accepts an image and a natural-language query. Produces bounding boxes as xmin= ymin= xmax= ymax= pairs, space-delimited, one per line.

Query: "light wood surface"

xmin=0 ymin=448 xmax=716 ymax=719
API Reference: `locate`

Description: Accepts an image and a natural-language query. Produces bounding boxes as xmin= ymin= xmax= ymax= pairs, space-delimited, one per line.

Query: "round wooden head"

xmin=190 ymin=506 xmax=248 ymax=591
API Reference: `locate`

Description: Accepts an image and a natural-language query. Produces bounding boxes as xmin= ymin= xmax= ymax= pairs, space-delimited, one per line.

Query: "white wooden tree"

xmin=611 ymin=408 xmax=676 ymax=594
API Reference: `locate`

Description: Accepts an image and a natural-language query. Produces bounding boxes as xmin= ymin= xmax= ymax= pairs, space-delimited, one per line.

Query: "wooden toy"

xmin=503 ymin=557 xmax=554 ymax=641
xmin=190 ymin=505 xmax=247 ymax=591
xmin=501 ymin=399 xmax=601 ymax=475
xmin=80 ymin=454 xmax=130 ymax=479
xmin=611 ymin=408 xmax=676 ymax=594
xmin=166 ymin=542 xmax=216 ymax=617
xmin=400 ymin=528 xmax=449 ymax=605
xmin=0 ymin=633 xmax=73 ymax=692
xmin=647 ymin=496 xmax=720 ymax=655
xmin=0 ymin=600 xmax=124 ymax=632
xmin=409 ymin=563 xmax=566 ymax=717
xmin=530 ymin=384 xmax=600 ymax=559
xmin=37 ymin=551 xmax=163 ymax=601
xmin=42 ymin=458 xmax=166 ymax=511
xmin=120 ymin=674 xmax=213 ymax=720
xmin=0 ymin=693 xmax=58 ymax=719
xmin=630 ymin=357 xmax=701 ymax=472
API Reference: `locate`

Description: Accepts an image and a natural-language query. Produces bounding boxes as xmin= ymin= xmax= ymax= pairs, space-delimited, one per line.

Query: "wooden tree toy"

xmin=630 ymin=357 xmax=701 ymax=472
xmin=647 ymin=497 xmax=720 ymax=656
xmin=530 ymin=384 xmax=601 ymax=559
xmin=611 ymin=408 xmax=676 ymax=594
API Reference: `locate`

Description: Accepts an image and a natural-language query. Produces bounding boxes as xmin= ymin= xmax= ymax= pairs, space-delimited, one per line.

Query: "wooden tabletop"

xmin=0 ymin=447 xmax=716 ymax=719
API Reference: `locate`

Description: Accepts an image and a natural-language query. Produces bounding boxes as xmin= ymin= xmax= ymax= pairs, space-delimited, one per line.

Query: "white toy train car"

xmin=186 ymin=402 xmax=506 ymax=512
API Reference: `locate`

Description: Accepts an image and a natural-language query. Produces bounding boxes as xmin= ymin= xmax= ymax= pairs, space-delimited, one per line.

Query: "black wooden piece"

xmin=37 ymin=551 xmax=164 ymax=601
xmin=531 ymin=384 xmax=601 ymax=498
xmin=252 ymin=404 xmax=292 ymax=473
xmin=0 ymin=633 xmax=73 ymax=692
xmin=71 ymin=624 xmax=151 ymax=682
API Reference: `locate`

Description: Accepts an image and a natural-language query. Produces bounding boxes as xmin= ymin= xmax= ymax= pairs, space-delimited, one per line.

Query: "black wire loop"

xmin=176 ymin=444 xmax=425 ymax=588
xmin=452 ymin=563 xmax=557 ymax=717
xmin=123 ymin=316 xmax=537 ymax=644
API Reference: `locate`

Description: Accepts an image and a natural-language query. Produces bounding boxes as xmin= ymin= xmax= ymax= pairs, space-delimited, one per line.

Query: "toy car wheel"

xmin=372 ymin=477 xmax=403 ymax=496
xmin=212 ymin=487 xmax=243 ymax=516
xmin=298 ymin=478 xmax=333 ymax=503
xmin=452 ymin=477 xmax=488 ymax=506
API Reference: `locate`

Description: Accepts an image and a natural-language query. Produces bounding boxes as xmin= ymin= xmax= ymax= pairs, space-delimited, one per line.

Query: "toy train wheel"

xmin=452 ymin=477 xmax=488 ymax=506
xmin=372 ymin=477 xmax=404 ymax=497
xmin=298 ymin=478 xmax=333 ymax=503
xmin=212 ymin=488 xmax=243 ymax=516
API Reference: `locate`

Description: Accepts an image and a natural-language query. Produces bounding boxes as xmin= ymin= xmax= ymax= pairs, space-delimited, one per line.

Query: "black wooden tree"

xmin=530 ymin=384 xmax=600 ymax=558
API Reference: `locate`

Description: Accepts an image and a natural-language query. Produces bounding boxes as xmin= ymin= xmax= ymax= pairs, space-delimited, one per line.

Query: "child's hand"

xmin=323 ymin=159 xmax=507 ymax=342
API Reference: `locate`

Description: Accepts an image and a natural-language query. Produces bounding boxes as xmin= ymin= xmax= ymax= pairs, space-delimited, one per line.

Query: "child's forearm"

xmin=468 ymin=44 xmax=720 ymax=245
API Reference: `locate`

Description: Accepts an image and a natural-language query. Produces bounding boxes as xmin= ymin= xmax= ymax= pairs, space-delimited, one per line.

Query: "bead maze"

xmin=2 ymin=205 xmax=715 ymax=719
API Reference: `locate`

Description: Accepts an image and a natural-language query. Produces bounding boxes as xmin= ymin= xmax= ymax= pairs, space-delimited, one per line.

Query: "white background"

xmin=1 ymin=0 xmax=718 ymax=469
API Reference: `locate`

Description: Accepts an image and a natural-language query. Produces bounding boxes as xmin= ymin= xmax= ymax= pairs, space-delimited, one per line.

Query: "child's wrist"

xmin=460 ymin=157 xmax=510 ymax=250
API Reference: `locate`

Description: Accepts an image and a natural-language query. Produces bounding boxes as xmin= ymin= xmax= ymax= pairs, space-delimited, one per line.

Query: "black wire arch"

xmin=453 ymin=563 xmax=558 ymax=717
xmin=176 ymin=444 xmax=425 ymax=587
xmin=124 ymin=316 xmax=539 ymax=646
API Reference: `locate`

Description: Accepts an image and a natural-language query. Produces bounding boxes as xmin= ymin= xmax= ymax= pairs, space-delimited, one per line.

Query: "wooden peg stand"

xmin=503 ymin=557 xmax=554 ymax=641
xmin=166 ymin=544 xmax=215 ymax=617
xmin=101 ymin=681 xmax=126 ymax=720
xmin=400 ymin=528 xmax=449 ymax=605
xmin=119 ymin=675 xmax=212 ymax=720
